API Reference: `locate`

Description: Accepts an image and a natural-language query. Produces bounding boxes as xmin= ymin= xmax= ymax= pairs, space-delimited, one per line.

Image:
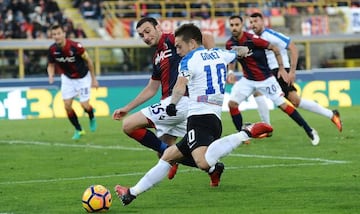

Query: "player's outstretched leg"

xmin=72 ymin=129 xmax=86 ymax=140
xmin=168 ymin=163 xmax=179 ymax=180
xmin=331 ymin=110 xmax=342 ymax=132
xmin=242 ymin=122 xmax=273 ymax=138
xmin=208 ymin=162 xmax=225 ymax=187
xmin=114 ymin=185 xmax=136 ymax=206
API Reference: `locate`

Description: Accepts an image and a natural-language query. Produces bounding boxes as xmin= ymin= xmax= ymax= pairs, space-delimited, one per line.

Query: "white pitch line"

xmin=0 ymin=140 xmax=147 ymax=151
xmin=0 ymin=139 xmax=350 ymax=185
xmin=229 ymin=153 xmax=350 ymax=164
xmin=0 ymin=140 xmax=350 ymax=164
xmin=0 ymin=161 xmax=347 ymax=186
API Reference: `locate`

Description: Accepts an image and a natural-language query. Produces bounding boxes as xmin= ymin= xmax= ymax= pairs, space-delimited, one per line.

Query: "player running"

xmin=47 ymin=24 xmax=98 ymax=140
xmin=112 ymin=17 xmax=216 ymax=179
xmin=225 ymin=15 xmax=320 ymax=145
xmin=248 ymin=12 xmax=342 ymax=132
xmin=114 ymin=23 xmax=273 ymax=206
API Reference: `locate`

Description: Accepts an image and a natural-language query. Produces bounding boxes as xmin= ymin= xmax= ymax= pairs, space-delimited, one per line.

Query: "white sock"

xmin=254 ymin=95 xmax=270 ymax=124
xmin=130 ymin=159 xmax=171 ymax=196
xmin=205 ymin=131 xmax=250 ymax=166
xmin=299 ymin=99 xmax=333 ymax=119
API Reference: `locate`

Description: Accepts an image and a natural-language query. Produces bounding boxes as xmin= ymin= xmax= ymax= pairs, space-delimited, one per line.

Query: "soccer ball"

xmin=82 ymin=185 xmax=112 ymax=212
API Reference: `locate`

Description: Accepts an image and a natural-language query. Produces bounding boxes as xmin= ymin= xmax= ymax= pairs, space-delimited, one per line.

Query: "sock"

xmin=205 ymin=131 xmax=249 ymax=166
xmin=254 ymin=95 xmax=270 ymax=124
xmin=84 ymin=105 xmax=95 ymax=120
xmin=229 ymin=106 xmax=243 ymax=131
xmin=128 ymin=128 xmax=168 ymax=154
xmin=282 ymin=105 xmax=312 ymax=134
xmin=67 ymin=109 xmax=81 ymax=131
xmin=130 ymin=159 xmax=171 ymax=196
xmin=299 ymin=99 xmax=333 ymax=119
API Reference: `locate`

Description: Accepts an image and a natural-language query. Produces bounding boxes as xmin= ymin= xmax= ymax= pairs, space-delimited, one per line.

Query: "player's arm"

xmin=287 ymin=41 xmax=298 ymax=85
xmin=226 ymin=62 xmax=237 ymax=84
xmin=47 ymin=62 xmax=55 ymax=84
xmin=268 ymin=43 xmax=289 ymax=83
xmin=172 ymin=76 xmax=188 ymax=105
xmin=113 ymin=79 xmax=161 ymax=120
xmin=166 ymin=76 xmax=188 ymax=116
xmin=81 ymin=51 xmax=99 ymax=88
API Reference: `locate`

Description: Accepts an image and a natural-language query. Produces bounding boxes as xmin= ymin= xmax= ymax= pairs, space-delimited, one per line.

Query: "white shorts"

xmin=61 ymin=72 xmax=91 ymax=102
xmin=229 ymin=76 xmax=285 ymax=106
xmin=141 ymin=96 xmax=189 ymax=138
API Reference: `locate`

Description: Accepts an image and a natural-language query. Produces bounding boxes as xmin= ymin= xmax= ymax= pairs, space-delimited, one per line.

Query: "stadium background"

xmin=1 ymin=0 xmax=360 ymax=120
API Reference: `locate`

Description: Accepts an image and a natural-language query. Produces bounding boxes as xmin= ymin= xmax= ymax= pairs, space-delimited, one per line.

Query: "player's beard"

xmin=231 ymin=30 xmax=240 ymax=38
xmin=55 ymin=38 xmax=65 ymax=47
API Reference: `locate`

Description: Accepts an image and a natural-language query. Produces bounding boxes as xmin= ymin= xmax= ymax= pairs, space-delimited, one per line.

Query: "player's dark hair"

xmin=50 ymin=23 xmax=64 ymax=31
xmin=250 ymin=12 xmax=263 ymax=19
xmin=174 ymin=23 xmax=202 ymax=45
xmin=229 ymin=15 xmax=243 ymax=22
xmin=136 ymin=17 xmax=159 ymax=29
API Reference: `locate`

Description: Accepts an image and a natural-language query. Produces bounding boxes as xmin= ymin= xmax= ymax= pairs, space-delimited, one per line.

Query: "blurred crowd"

xmin=111 ymin=0 xmax=360 ymax=19
xmin=0 ymin=0 xmax=88 ymax=40
xmin=2 ymin=0 xmax=359 ymax=40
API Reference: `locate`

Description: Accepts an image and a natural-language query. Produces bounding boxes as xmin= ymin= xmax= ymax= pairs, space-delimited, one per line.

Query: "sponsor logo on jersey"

xmin=155 ymin=49 xmax=172 ymax=65
xmin=55 ymin=56 xmax=76 ymax=63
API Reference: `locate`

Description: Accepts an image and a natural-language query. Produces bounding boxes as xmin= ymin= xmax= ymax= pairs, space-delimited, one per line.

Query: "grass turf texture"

xmin=0 ymin=107 xmax=359 ymax=213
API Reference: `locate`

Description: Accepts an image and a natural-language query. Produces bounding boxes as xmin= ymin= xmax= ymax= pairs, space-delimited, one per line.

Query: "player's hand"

xmin=112 ymin=109 xmax=128 ymax=120
xmin=226 ymin=72 xmax=237 ymax=84
xmin=232 ymin=46 xmax=250 ymax=58
xmin=288 ymin=71 xmax=296 ymax=85
xmin=166 ymin=104 xmax=177 ymax=116
xmin=278 ymin=68 xmax=290 ymax=84
xmin=92 ymin=79 xmax=99 ymax=89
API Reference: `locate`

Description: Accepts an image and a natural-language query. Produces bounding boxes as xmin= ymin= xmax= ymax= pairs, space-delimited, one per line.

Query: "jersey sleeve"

xmin=75 ymin=42 xmax=85 ymax=55
xmin=47 ymin=47 xmax=55 ymax=63
xmin=251 ymin=34 xmax=270 ymax=49
xmin=178 ymin=55 xmax=191 ymax=80
xmin=225 ymin=40 xmax=233 ymax=50
xmin=267 ymin=29 xmax=290 ymax=49
xmin=216 ymin=48 xmax=237 ymax=64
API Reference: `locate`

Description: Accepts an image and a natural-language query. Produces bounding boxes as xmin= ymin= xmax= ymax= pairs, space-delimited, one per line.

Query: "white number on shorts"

xmin=187 ymin=129 xmax=196 ymax=149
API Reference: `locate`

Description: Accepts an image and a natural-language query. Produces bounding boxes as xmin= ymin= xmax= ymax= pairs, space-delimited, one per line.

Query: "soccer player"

xmin=112 ymin=17 xmax=215 ymax=178
xmin=47 ymin=24 xmax=98 ymax=140
xmin=114 ymin=23 xmax=273 ymax=206
xmin=248 ymin=12 xmax=342 ymax=132
xmin=225 ymin=15 xmax=320 ymax=145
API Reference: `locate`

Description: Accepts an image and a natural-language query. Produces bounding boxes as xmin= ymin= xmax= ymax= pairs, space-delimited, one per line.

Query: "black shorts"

xmin=176 ymin=114 xmax=222 ymax=156
xmin=272 ymin=68 xmax=297 ymax=98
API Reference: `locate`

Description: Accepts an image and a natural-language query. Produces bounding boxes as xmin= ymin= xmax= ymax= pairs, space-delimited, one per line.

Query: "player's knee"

xmin=288 ymin=92 xmax=301 ymax=107
xmin=121 ymin=118 xmax=133 ymax=134
xmin=161 ymin=146 xmax=178 ymax=163
xmin=80 ymin=102 xmax=90 ymax=110
xmin=64 ymin=105 xmax=73 ymax=112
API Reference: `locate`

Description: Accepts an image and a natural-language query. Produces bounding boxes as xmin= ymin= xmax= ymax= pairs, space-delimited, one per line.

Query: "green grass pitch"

xmin=0 ymin=107 xmax=359 ymax=214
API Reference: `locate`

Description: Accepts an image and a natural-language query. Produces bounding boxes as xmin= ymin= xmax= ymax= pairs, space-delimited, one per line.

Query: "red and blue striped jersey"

xmin=48 ymin=39 xmax=89 ymax=79
xmin=225 ymin=32 xmax=273 ymax=81
xmin=152 ymin=33 xmax=182 ymax=100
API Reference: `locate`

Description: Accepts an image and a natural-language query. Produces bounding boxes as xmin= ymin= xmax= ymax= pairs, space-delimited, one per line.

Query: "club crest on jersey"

xmin=155 ymin=49 xmax=172 ymax=65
